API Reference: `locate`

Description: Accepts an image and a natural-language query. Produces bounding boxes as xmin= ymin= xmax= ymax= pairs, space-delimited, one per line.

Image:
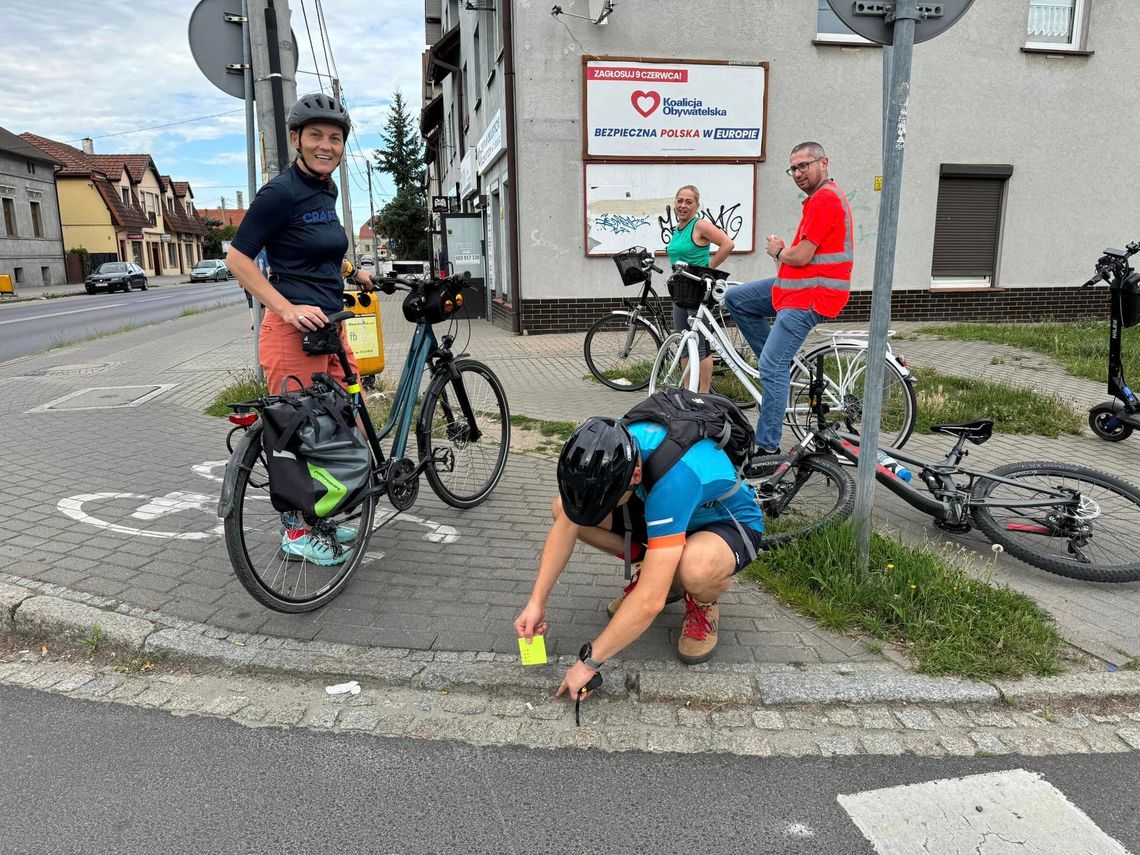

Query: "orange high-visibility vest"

xmin=773 ymin=180 xmax=853 ymax=317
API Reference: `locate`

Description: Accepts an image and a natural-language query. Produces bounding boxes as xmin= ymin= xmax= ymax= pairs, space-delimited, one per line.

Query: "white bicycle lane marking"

xmin=58 ymin=461 xmax=460 ymax=544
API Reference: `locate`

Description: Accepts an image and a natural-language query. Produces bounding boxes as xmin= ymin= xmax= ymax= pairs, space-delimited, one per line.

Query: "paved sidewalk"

xmin=1 ymin=295 xmax=1138 ymax=684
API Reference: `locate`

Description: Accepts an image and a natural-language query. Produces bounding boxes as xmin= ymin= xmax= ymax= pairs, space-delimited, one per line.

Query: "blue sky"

xmin=1 ymin=0 xmax=426 ymax=232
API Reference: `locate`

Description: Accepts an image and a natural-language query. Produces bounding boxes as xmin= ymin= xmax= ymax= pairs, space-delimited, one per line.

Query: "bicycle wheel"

xmin=649 ymin=331 xmax=699 ymax=394
xmin=418 ymin=358 xmax=510 ymax=509
xmin=746 ymin=455 xmax=855 ymax=549
xmin=969 ymin=461 xmax=1140 ymax=583
xmin=583 ymin=312 xmax=662 ymax=391
xmin=706 ymin=304 xmax=758 ymax=409
xmin=222 ymin=423 xmax=378 ymax=612
xmin=787 ymin=343 xmax=917 ymax=449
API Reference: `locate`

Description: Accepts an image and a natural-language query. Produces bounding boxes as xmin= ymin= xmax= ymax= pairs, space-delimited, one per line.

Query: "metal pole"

xmin=331 ymin=78 xmax=355 ymax=255
xmin=242 ymin=0 xmax=264 ymax=383
xmin=367 ymin=164 xmax=378 ymax=261
xmin=853 ymin=0 xmax=918 ymax=570
xmin=249 ymin=0 xmax=296 ymax=181
xmin=882 ymin=44 xmax=893 ymax=171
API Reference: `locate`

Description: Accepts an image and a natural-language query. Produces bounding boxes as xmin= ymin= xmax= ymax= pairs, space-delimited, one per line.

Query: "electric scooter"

xmin=1082 ymin=240 xmax=1140 ymax=441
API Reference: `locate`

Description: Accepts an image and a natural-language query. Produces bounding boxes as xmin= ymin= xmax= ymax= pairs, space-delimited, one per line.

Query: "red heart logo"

xmin=631 ymin=90 xmax=660 ymax=118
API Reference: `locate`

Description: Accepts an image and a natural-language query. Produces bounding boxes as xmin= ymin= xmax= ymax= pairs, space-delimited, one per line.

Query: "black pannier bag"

xmin=1119 ymin=270 xmax=1140 ymax=328
xmin=260 ymin=377 xmax=372 ymax=518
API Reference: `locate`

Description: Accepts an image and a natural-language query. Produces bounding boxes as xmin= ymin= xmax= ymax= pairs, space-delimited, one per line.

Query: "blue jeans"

xmin=723 ymin=278 xmax=823 ymax=451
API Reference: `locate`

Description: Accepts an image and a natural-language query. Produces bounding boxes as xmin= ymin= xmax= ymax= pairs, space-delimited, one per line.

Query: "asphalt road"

xmin=3 ymin=685 xmax=1137 ymax=855
xmin=0 ymin=281 xmax=245 ymax=363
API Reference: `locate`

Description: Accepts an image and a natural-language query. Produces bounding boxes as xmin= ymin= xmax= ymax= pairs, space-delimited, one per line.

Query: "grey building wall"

xmin=0 ymin=150 xmax=66 ymax=287
xmin=509 ymin=0 xmax=1138 ymax=307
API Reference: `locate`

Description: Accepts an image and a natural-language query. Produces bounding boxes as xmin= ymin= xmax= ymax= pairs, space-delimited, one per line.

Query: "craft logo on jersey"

xmin=303 ymin=208 xmax=340 ymax=225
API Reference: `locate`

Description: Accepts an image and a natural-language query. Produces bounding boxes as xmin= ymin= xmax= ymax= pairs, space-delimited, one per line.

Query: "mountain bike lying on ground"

xmin=1083 ymin=239 xmax=1140 ymax=442
xmin=750 ymin=354 xmax=1140 ymax=582
xmin=218 ymin=271 xmax=511 ymax=612
xmin=650 ymin=262 xmax=919 ymax=449
xmin=583 ymin=246 xmax=754 ymax=400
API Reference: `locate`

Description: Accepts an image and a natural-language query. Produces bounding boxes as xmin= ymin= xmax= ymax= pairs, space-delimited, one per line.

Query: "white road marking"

xmin=58 ymin=493 xmax=221 ymax=540
xmin=838 ymin=769 xmax=1132 ymax=855
xmin=0 ymin=303 xmax=130 ymax=325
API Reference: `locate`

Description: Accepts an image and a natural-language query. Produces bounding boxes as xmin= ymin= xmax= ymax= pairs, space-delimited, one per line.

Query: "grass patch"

xmin=912 ymin=367 xmax=1084 ymax=437
xmin=584 ymin=359 xmax=656 ymax=387
xmin=745 ymin=522 xmax=1061 ymax=680
xmin=510 ymin=414 xmax=579 ymax=441
xmin=916 ymin=320 xmax=1138 ymax=386
xmin=204 ymin=371 xmax=269 ymax=417
xmin=179 ymin=300 xmax=230 ymax=318
xmin=47 ymin=322 xmax=140 ymax=352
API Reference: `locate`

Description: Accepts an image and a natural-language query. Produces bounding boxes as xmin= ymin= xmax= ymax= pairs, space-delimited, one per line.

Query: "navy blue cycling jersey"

xmin=230 ymin=163 xmax=348 ymax=313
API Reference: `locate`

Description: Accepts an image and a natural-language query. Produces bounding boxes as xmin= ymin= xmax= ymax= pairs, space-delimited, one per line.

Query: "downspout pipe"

xmin=501 ymin=0 xmax=522 ymax=333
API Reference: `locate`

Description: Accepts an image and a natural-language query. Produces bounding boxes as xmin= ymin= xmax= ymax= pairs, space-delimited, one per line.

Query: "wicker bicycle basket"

xmin=612 ymin=247 xmax=651 ymax=286
xmin=667 ymin=264 xmax=729 ymax=310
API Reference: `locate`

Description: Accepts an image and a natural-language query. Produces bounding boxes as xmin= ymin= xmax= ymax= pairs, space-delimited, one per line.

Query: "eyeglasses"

xmin=785 ymin=157 xmax=823 ymax=176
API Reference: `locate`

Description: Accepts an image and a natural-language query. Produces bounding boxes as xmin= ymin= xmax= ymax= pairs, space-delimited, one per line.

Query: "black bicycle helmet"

xmin=286 ymin=92 xmax=352 ymax=135
xmin=557 ymin=417 xmax=639 ymax=527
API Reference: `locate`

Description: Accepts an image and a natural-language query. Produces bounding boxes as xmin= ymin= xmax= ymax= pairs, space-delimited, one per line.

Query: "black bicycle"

xmin=219 ymin=271 xmax=511 ymax=612
xmin=750 ymin=355 xmax=1140 ymax=582
xmin=583 ymin=246 xmax=754 ymax=401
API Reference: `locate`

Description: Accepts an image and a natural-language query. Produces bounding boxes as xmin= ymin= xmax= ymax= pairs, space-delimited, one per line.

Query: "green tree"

xmin=377 ymin=186 xmax=431 ymax=261
xmin=373 ymin=89 xmax=425 ymax=194
xmin=202 ymin=217 xmax=238 ymax=259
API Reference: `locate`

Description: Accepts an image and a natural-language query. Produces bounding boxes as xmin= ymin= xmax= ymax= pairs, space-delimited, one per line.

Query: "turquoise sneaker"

xmin=335 ymin=525 xmax=357 ymax=544
xmin=280 ymin=533 xmax=350 ymax=566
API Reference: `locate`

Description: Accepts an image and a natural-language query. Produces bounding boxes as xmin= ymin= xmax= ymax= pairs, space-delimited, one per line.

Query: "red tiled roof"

xmin=19 ymin=133 xmax=92 ymax=176
xmin=90 ymin=176 xmax=151 ymax=230
xmin=359 ymin=222 xmax=376 ymax=239
xmin=89 ymin=153 xmax=157 ymax=185
xmin=197 ymin=207 xmax=248 ymax=228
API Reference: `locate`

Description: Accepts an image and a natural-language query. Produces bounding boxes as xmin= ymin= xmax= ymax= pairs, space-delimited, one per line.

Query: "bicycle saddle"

xmin=929 ymin=419 xmax=993 ymax=444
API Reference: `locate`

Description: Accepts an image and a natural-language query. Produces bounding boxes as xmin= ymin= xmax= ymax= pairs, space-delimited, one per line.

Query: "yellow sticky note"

xmin=518 ymin=634 xmax=548 ymax=666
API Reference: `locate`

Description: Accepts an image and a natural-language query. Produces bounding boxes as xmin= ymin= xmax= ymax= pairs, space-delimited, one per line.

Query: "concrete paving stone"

xmin=0 ymin=582 xmax=33 ymax=631
xmin=526 ymin=699 xmax=570 ymax=722
xmin=1008 ymin=710 xmax=1049 ymax=727
xmin=439 ymin=694 xmax=489 ymax=715
xmin=1090 ymin=713 xmax=1123 ymax=724
xmin=969 ymin=731 xmax=1012 ymax=755
xmin=490 ymin=698 xmax=527 ymax=717
xmin=711 ymin=733 xmax=774 ymax=756
xmin=338 ymin=709 xmax=381 ymax=731
xmin=938 ymin=733 xmax=979 ymax=756
xmin=80 ymin=675 xmax=125 ymax=698
xmin=236 ymin=704 xmax=269 ymax=723
xmin=515 ymin=720 xmax=576 ymax=749
xmin=431 ymin=632 xmax=500 ymax=654
xmin=818 ymin=736 xmax=859 ymax=757
xmin=1000 ymin=730 xmax=1090 ymax=756
xmin=639 ymin=705 xmax=678 ymax=727
xmin=710 ymin=709 xmax=752 ymax=728
xmin=860 ymin=733 xmax=907 ymax=756
xmin=676 ymin=707 xmax=710 ymax=728
xmin=304 ymin=706 xmax=340 ymax=729
xmin=203 ymin=695 xmax=251 ymax=717
xmin=114 ymin=587 xmax=174 ymax=611
xmin=132 ymin=686 xmax=176 ymax=707
xmin=895 ymin=708 xmax=939 ymax=730
xmin=1056 ymin=711 xmax=1092 ymax=729
xmin=968 ymin=709 xmax=1017 ymax=728
xmin=637 ymin=670 xmax=754 ymax=705
xmin=646 ymin=730 xmax=711 ymax=754
xmin=52 ymin=672 xmax=97 ymax=693
xmin=757 ymin=671 xmax=999 ymax=705
xmin=784 ymin=711 xmax=823 ymax=730
xmin=268 ymin=707 xmax=308 ymax=727
xmin=602 ymin=704 xmax=641 ymax=728
xmin=751 ymin=710 xmax=787 ymax=730
xmin=166 ymin=693 xmax=207 ymax=713
xmin=933 ymin=707 xmax=970 ymax=728
xmin=310 ymin=624 xmax=380 ymax=648
xmin=857 ymin=707 xmax=898 ymax=730
xmin=825 ymin=708 xmax=859 ymax=728
xmin=1081 ymin=729 xmax=1132 ymax=753
xmin=1116 ymin=728 xmax=1140 ymax=750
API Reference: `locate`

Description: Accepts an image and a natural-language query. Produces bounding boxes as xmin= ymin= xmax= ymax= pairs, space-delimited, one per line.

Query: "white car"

xmin=190 ymin=259 xmax=232 ymax=282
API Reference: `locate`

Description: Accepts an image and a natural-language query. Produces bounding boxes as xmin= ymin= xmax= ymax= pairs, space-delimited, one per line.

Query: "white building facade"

xmin=422 ymin=0 xmax=1135 ymax=333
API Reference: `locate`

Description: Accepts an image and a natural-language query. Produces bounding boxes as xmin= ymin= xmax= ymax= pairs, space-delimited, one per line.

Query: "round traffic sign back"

xmin=827 ymin=0 xmax=976 ymax=45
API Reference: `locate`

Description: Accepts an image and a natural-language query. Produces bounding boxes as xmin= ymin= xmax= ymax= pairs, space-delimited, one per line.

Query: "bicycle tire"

xmin=418 ymin=358 xmax=511 ymax=509
xmin=704 ymin=304 xmax=758 ymax=409
xmin=583 ymin=312 xmax=663 ymax=391
xmin=787 ymin=343 xmax=917 ymax=450
xmin=222 ymin=423 xmax=377 ymax=612
xmin=969 ymin=461 xmax=1140 ymax=583
xmin=746 ymin=454 xmax=855 ymax=549
xmin=649 ymin=331 xmax=699 ymax=394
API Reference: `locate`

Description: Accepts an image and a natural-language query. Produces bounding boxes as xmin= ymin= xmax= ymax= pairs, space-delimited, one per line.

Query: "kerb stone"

xmin=638 ymin=670 xmax=754 ymax=705
xmin=14 ymin=596 xmax=152 ymax=651
xmin=0 ymin=583 xmax=34 ymax=632
xmin=757 ymin=671 xmax=998 ymax=705
xmin=995 ymin=673 xmax=1140 ymax=706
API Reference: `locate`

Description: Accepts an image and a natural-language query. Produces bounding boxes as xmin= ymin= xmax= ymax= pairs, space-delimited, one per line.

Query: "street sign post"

xmin=826 ymin=0 xmax=976 ymax=569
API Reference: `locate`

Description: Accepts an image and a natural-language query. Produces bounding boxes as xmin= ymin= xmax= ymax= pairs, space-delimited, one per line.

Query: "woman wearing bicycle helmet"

xmin=666 ymin=184 xmax=734 ymax=392
xmin=227 ymin=92 xmax=374 ymax=397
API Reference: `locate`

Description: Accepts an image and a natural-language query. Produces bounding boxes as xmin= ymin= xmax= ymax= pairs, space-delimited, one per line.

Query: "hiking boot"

xmin=280 ymin=532 xmax=351 ymax=566
xmin=677 ymin=593 xmax=719 ymax=664
xmin=606 ymin=568 xmax=684 ymax=618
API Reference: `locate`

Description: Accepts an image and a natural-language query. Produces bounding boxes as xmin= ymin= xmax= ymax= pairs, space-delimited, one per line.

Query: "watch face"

xmin=579 ymin=642 xmax=592 ymax=661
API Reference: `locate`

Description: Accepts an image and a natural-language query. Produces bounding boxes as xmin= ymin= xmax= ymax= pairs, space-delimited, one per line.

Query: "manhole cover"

xmin=27 ymin=384 xmax=177 ymax=412
xmin=24 ymin=362 xmax=114 ymax=376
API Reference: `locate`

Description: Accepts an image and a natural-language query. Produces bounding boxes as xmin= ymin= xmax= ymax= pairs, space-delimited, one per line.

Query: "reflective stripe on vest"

xmin=775 ymin=182 xmax=853 ymax=291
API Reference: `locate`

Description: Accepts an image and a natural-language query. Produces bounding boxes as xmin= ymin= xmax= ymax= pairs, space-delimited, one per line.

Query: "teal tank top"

xmin=666 ymin=218 xmax=711 ymax=267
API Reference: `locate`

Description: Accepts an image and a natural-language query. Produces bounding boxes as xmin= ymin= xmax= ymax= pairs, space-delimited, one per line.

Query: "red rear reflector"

xmin=228 ymin=413 xmax=258 ymax=427
xmin=1006 ymin=523 xmax=1050 ymax=534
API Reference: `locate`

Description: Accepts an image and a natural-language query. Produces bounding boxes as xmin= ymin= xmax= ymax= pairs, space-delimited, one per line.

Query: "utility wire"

xmin=297 ymin=0 xmax=326 ymax=93
xmin=63 ymin=109 xmax=245 ymax=143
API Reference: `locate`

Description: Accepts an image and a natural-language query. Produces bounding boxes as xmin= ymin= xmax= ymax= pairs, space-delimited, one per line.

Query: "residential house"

xmin=161 ymin=177 xmax=208 ymax=272
xmin=0 ymin=126 xmax=67 ymax=288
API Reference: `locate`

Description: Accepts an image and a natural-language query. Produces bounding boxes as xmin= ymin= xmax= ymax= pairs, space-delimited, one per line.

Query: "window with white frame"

xmin=1026 ymin=0 xmax=1087 ymax=50
xmin=816 ymin=0 xmax=872 ymax=44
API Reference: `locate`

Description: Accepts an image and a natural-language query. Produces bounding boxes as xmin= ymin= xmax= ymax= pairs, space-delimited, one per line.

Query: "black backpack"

xmin=620 ymin=388 xmax=755 ymax=491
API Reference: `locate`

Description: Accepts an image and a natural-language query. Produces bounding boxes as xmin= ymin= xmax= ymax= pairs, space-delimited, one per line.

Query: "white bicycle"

xmin=649 ymin=263 xmax=919 ymax=449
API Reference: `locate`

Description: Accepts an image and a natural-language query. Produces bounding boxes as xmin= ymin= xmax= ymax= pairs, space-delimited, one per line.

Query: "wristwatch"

xmin=578 ymin=641 xmax=603 ymax=670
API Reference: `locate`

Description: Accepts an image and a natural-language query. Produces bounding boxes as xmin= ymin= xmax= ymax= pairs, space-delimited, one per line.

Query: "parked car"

xmin=190 ymin=259 xmax=232 ymax=282
xmin=85 ymin=262 xmax=148 ymax=294
xmin=359 ymin=254 xmax=375 ymax=267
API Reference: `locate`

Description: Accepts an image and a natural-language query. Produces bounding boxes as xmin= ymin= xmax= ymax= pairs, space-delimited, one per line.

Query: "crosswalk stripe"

xmin=838 ymin=769 xmax=1132 ymax=855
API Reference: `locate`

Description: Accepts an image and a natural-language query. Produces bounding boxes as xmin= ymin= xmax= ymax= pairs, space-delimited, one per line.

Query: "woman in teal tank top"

xmin=665 ymin=184 xmax=735 ymax=392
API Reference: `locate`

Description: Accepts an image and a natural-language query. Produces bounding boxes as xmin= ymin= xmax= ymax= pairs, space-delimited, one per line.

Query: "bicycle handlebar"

xmin=1082 ymin=240 xmax=1140 ymax=287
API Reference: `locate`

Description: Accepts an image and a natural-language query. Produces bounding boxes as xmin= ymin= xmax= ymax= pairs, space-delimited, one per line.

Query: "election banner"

xmin=583 ymin=57 xmax=767 ymax=160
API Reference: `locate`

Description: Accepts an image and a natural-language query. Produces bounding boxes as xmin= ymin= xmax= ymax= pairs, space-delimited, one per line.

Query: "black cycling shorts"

xmin=608 ymin=495 xmax=763 ymax=575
